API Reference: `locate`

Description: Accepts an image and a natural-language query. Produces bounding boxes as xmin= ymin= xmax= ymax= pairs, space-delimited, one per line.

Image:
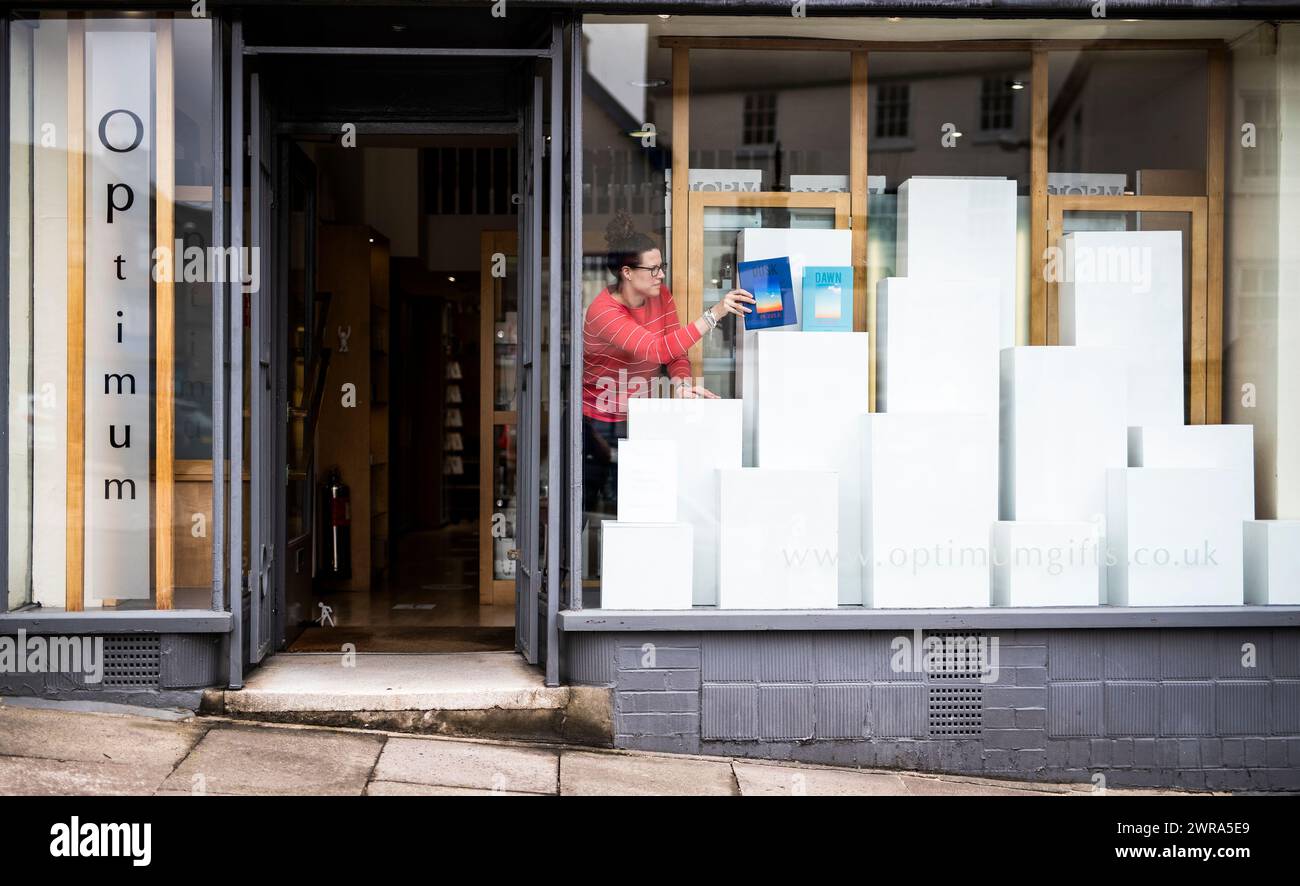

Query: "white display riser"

xmin=746 ymin=331 xmax=870 ymax=604
xmin=627 ymin=398 xmax=743 ymax=606
xmin=735 ymin=227 xmax=854 ymax=330
xmin=876 ymin=276 xmax=1001 ymax=415
xmin=991 ymin=521 xmax=1102 ymax=607
xmin=718 ymin=468 xmax=839 ymax=610
xmin=1106 ymin=468 xmax=1252 ymax=606
xmin=617 ymin=438 xmax=679 ymax=523
xmin=896 ymin=177 xmax=1019 ymax=350
xmin=1001 ymin=346 xmax=1128 ymax=530
xmin=600 ymin=522 xmax=694 ymax=610
xmin=1244 ymin=520 xmax=1300 ymax=605
xmin=1128 ymin=424 xmax=1256 ymax=515
xmin=861 ymin=413 xmax=997 ymax=608
xmin=1059 ymin=230 xmax=1184 ymax=428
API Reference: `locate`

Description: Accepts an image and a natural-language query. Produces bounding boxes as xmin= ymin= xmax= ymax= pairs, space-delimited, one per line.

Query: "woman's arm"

xmin=586 ymin=299 xmax=704 ymax=365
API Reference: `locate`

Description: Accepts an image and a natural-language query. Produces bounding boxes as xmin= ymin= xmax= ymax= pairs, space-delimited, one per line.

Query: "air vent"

xmin=923 ymin=630 xmax=991 ymax=681
xmin=103 ymin=634 xmax=162 ymax=689
xmin=928 ymin=686 xmax=984 ymax=738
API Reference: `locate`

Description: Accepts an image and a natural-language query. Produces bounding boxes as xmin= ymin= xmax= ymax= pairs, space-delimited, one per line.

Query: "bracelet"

xmin=702 ymin=309 xmax=719 ymax=330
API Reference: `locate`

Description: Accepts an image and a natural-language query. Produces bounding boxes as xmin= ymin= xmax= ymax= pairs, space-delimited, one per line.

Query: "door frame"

xmin=233 ymin=17 xmax=569 ymax=684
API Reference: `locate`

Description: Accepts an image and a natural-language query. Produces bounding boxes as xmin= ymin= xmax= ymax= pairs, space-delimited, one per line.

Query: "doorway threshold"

xmin=208 ymin=653 xmax=610 ymax=746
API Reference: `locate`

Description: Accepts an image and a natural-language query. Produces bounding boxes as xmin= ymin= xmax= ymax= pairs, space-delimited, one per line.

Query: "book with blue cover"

xmin=737 ymin=256 xmax=797 ymax=331
xmin=801 ymin=266 xmax=854 ymax=331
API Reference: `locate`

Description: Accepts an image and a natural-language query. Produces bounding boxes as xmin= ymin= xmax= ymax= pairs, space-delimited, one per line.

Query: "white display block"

xmin=1106 ymin=468 xmax=1252 ymax=606
xmin=1058 ymin=230 xmax=1184 ymax=428
xmin=896 ymin=177 xmax=1018 ymax=349
xmin=1244 ymin=520 xmax=1300 ymax=605
xmin=616 ymin=439 xmax=679 ymax=523
xmin=718 ymin=469 xmax=838 ymax=609
xmin=877 ymin=276 xmax=1001 ymax=415
xmin=1001 ymin=346 xmax=1128 ymax=526
xmin=600 ymin=522 xmax=694 ymax=610
xmin=991 ymin=521 xmax=1102 ymax=607
xmin=861 ymin=413 xmax=997 ymax=608
xmin=627 ymin=398 xmax=743 ymax=605
xmin=736 ymin=227 xmax=853 ymax=330
xmin=1129 ymin=424 xmax=1256 ymax=515
xmin=744 ymin=331 xmax=870 ymax=604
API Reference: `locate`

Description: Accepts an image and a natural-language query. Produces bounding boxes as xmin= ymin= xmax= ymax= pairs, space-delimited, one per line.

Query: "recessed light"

xmin=391 ymin=24 xmax=406 ymax=32
xmin=368 ymin=238 xmax=375 ymax=243
xmin=629 ymin=79 xmax=669 ymax=89
xmin=448 ymin=276 xmax=456 ymax=283
xmin=888 ymin=17 xmax=902 ymax=23
xmin=627 ymin=127 xmax=656 ymax=139
xmin=1010 ymin=80 xmax=1025 ymax=90
xmin=658 ymin=14 xmax=671 ymax=20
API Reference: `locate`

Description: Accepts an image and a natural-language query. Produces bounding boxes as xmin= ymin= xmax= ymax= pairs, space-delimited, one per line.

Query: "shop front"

xmin=2 ymin=2 xmax=1300 ymax=790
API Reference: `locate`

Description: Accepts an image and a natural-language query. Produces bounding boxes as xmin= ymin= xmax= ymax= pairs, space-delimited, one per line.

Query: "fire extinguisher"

xmin=322 ymin=467 xmax=352 ymax=579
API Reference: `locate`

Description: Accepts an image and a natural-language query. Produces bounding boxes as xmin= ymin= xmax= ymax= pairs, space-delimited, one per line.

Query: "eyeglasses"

xmin=628 ymin=263 xmax=668 ymax=277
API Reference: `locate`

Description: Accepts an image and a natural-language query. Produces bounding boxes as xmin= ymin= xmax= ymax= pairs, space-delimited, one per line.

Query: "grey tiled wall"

xmin=563 ymin=627 xmax=1300 ymax=790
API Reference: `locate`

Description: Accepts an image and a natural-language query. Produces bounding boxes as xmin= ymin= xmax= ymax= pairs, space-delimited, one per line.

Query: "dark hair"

xmin=604 ymin=212 xmax=658 ymax=282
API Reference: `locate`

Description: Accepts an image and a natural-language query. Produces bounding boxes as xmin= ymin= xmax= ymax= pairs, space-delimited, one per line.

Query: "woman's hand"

xmin=710 ymin=288 xmax=756 ymax=321
xmin=675 ymin=381 xmax=718 ymax=400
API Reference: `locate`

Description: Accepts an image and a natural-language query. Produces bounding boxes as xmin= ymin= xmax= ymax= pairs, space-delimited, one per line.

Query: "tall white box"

xmin=1001 ymin=346 xmax=1128 ymax=526
xmin=627 ymin=398 xmax=743 ymax=605
xmin=896 ymin=177 xmax=1019 ymax=349
xmin=600 ymin=522 xmax=694 ymax=610
xmin=736 ymin=228 xmax=854 ymax=465
xmin=1128 ymin=424 xmax=1256 ymax=514
xmin=1059 ymin=230 xmax=1184 ymax=427
xmin=718 ymin=469 xmax=838 ymax=609
xmin=747 ymin=331 xmax=870 ymax=604
xmin=876 ymin=276 xmax=1002 ymax=415
xmin=991 ymin=521 xmax=1102 ymax=607
xmin=1106 ymin=468 xmax=1252 ymax=606
xmin=616 ymin=439 xmax=678 ymax=522
xmin=861 ymin=413 xmax=997 ymax=608
xmin=1244 ymin=520 xmax=1300 ymax=605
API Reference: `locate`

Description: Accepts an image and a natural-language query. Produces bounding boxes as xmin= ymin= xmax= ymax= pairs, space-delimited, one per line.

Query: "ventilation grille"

xmin=103 ymin=635 xmax=162 ymax=689
xmin=923 ymin=630 xmax=991 ymax=681
xmin=928 ymin=686 xmax=984 ymax=738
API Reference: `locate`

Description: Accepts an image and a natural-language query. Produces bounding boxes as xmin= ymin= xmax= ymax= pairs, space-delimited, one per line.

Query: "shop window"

xmin=7 ymin=13 xmax=216 ymax=612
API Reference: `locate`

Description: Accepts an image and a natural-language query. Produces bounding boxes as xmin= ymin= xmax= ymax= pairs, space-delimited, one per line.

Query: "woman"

xmin=582 ymin=213 xmax=754 ymax=518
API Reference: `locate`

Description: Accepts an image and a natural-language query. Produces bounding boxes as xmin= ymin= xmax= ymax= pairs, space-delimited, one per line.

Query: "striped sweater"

xmin=582 ymin=285 xmax=700 ymax=422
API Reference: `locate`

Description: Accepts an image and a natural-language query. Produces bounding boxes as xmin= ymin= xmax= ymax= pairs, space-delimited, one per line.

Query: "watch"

xmin=702 ymin=309 xmax=719 ymax=330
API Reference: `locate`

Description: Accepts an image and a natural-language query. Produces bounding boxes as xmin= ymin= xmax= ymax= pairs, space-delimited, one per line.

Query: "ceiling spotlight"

xmin=1010 ymin=80 xmax=1025 ymax=90
xmin=658 ymin=14 xmax=672 ymax=20
xmin=887 ymin=17 xmax=902 ymax=23
xmin=448 ymin=276 xmax=456 ymax=283
xmin=368 ymin=238 xmax=375 ymax=243
xmin=627 ymin=127 xmax=656 ymax=139
xmin=391 ymin=24 xmax=407 ymax=32
xmin=630 ymin=78 xmax=669 ymax=89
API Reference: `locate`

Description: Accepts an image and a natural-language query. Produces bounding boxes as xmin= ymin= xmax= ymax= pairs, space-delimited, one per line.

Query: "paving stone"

xmin=732 ymin=762 xmax=907 ymax=796
xmin=559 ymin=750 xmax=736 ymax=796
xmin=160 ymin=725 xmax=382 ymax=795
xmin=373 ymin=737 xmax=557 ymax=794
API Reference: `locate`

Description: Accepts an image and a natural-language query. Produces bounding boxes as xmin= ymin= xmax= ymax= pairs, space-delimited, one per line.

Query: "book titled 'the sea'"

xmin=801 ymin=266 xmax=854 ymax=332
xmin=737 ymin=256 xmax=797 ymax=331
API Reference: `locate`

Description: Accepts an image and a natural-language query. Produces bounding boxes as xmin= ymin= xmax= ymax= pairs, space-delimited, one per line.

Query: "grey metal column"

xmin=211 ymin=16 xmax=226 ymax=615
xmin=567 ymin=18 xmax=584 ymax=614
xmin=0 ymin=15 xmax=11 ymax=610
xmin=227 ymin=19 xmax=245 ymax=688
xmin=545 ymin=19 xmax=563 ymax=687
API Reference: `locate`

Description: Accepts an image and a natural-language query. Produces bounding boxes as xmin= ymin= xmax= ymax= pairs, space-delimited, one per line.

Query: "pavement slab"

xmin=732 ymin=761 xmax=909 ymax=796
xmin=373 ymin=736 xmax=558 ymax=794
xmin=0 ymin=755 xmax=173 ymax=795
xmin=0 ymin=702 xmax=206 ymax=767
xmin=560 ymin=750 xmax=738 ymax=796
xmin=159 ymin=725 xmax=383 ymax=795
xmin=365 ymin=780 xmax=545 ymax=796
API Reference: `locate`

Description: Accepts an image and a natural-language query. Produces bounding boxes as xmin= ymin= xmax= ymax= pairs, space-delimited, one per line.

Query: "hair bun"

xmin=605 ymin=210 xmax=638 ymax=249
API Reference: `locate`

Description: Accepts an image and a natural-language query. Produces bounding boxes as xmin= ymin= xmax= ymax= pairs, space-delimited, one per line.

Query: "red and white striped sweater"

xmin=582 ymin=285 xmax=700 ymax=422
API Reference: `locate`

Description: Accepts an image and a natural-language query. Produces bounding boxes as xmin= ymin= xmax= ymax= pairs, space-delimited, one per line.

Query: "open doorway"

xmin=280 ymin=135 xmax=519 ymax=654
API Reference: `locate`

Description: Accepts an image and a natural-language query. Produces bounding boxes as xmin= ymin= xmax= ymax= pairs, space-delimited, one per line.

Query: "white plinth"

xmin=627 ymin=398 xmax=743 ymax=605
xmin=617 ymin=439 xmax=678 ymax=523
xmin=1106 ymin=468 xmax=1251 ymax=606
xmin=1059 ymin=230 xmax=1184 ymax=427
xmin=748 ymin=331 xmax=870 ymax=604
xmin=1128 ymin=424 xmax=1256 ymax=515
xmin=896 ymin=177 xmax=1019 ymax=349
xmin=991 ymin=521 xmax=1102 ymax=607
xmin=876 ymin=276 xmax=1001 ymax=415
xmin=861 ymin=413 xmax=996 ymax=608
xmin=600 ymin=521 xmax=694 ymax=610
xmin=718 ymin=468 xmax=838 ymax=609
xmin=1244 ymin=520 xmax=1300 ymax=605
xmin=1000 ymin=346 xmax=1128 ymax=526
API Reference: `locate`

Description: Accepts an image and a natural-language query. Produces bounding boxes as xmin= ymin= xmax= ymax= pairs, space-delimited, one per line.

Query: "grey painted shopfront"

xmin=3 ymin=1 xmax=1300 ymax=792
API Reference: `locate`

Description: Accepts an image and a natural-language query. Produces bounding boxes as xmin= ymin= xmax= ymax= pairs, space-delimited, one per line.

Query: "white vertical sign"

xmin=84 ymin=31 xmax=154 ymax=602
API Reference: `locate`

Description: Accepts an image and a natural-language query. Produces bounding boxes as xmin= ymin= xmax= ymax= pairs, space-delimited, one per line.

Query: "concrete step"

xmin=205 ymin=652 xmax=611 ymax=746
